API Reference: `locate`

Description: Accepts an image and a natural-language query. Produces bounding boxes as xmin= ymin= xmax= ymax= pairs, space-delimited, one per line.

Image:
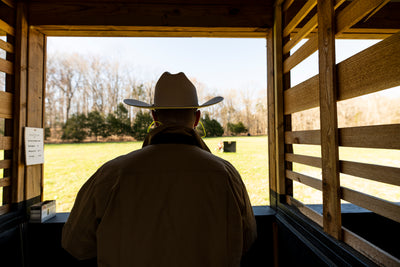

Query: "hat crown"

xmin=154 ymin=72 xmax=199 ymax=108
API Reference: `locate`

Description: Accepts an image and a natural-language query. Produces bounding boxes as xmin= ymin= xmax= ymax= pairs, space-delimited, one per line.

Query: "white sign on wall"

xmin=25 ymin=127 xmax=44 ymax=166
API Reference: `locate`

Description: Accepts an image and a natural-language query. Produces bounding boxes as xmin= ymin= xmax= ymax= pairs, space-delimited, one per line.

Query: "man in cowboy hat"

xmin=62 ymin=72 xmax=257 ymax=266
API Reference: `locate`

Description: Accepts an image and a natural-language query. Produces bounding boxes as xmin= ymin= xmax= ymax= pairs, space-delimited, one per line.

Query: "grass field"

xmin=43 ymin=136 xmax=400 ymax=212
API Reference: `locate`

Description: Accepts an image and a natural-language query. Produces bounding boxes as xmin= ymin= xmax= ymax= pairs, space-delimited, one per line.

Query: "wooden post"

xmin=317 ymin=0 xmax=342 ymax=240
xmin=25 ymin=27 xmax=46 ymax=201
xmin=11 ymin=2 xmax=28 ymax=204
xmin=267 ymin=28 xmax=277 ymax=208
xmin=273 ymin=2 xmax=286 ymax=199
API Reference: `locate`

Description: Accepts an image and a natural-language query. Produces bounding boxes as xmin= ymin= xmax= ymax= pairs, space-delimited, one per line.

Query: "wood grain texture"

xmin=0 ymin=204 xmax=11 ymax=216
xmin=25 ymin=27 xmax=45 ymax=201
xmin=318 ymin=0 xmax=341 ymax=240
xmin=284 ymin=31 xmax=400 ymax=114
xmin=0 ymin=18 xmax=14 ymax=36
xmin=12 ymin=2 xmax=28 ymax=203
xmin=287 ymin=195 xmax=323 ymax=227
xmin=267 ymin=30 xmax=277 ymax=196
xmin=0 ymin=91 xmax=13 ymax=119
xmin=336 ymin=0 xmax=386 ymax=34
xmin=0 ymin=38 xmax=14 ymax=53
xmin=283 ymin=0 xmax=316 ymax=37
xmin=283 ymin=34 xmax=318 ymax=73
xmin=343 ymin=227 xmax=400 ymax=267
xmin=1 ymin=0 xmax=14 ymax=8
xmin=29 ymin=2 xmax=273 ymax=29
xmin=0 ymin=177 xmax=11 ymax=187
xmin=341 ymin=187 xmax=400 ymax=223
xmin=285 ymin=153 xmax=321 ymax=168
xmin=340 ymin=161 xmax=400 ymax=186
xmin=0 ymin=159 xmax=11 ymax=169
xmin=0 ymin=57 xmax=13 ymax=75
xmin=286 ymin=170 xmax=322 ymax=191
xmin=0 ymin=136 xmax=12 ymax=150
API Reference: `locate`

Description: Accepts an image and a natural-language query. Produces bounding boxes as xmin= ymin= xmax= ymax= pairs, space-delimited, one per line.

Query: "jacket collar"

xmin=142 ymin=124 xmax=211 ymax=153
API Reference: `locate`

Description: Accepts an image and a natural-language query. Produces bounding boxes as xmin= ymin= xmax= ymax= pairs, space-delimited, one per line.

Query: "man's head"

xmin=151 ymin=109 xmax=201 ymax=129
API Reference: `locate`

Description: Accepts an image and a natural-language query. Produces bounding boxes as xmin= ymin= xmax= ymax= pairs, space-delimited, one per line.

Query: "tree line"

xmin=45 ymin=53 xmax=268 ymax=142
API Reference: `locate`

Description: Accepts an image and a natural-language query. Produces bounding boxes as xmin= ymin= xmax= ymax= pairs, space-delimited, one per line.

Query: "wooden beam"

xmin=341 ymin=187 xmax=400 ymax=223
xmin=29 ymin=2 xmax=274 ymax=29
xmin=0 ymin=177 xmax=11 ymax=187
xmin=340 ymin=124 xmax=400 ymax=149
xmin=283 ymin=0 xmax=317 ymax=37
xmin=267 ymin=29 xmax=277 ymax=206
xmin=285 ymin=153 xmax=321 ymax=168
xmin=11 ymin=2 xmax=28 ymax=203
xmin=318 ymin=0 xmax=341 ymax=240
xmin=287 ymin=196 xmax=323 ymax=227
xmin=336 ymin=0 xmax=387 ymax=34
xmin=0 ymin=18 xmax=14 ymax=36
xmin=0 ymin=58 xmax=13 ymax=75
xmin=283 ymin=0 xmax=346 ymax=54
xmin=0 ymin=91 xmax=13 ymax=119
xmin=340 ymin=161 xmax=400 ymax=187
xmin=282 ymin=0 xmax=294 ymax=12
xmin=283 ymin=34 xmax=318 ymax=73
xmin=25 ymin=27 xmax=46 ymax=201
xmin=284 ymin=31 xmax=400 ymax=114
xmin=0 ymin=136 xmax=12 ymax=150
xmin=0 ymin=39 xmax=14 ymax=53
xmin=1 ymin=0 xmax=14 ymax=9
xmin=286 ymin=170 xmax=322 ymax=191
xmin=0 ymin=159 xmax=11 ymax=169
xmin=273 ymin=4 xmax=286 ymax=196
xmin=286 ymin=124 xmax=400 ymax=149
xmin=33 ymin=25 xmax=269 ymax=38
xmin=343 ymin=227 xmax=400 ymax=267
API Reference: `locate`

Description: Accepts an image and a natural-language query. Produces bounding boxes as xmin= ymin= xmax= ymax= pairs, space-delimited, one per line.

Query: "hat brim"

xmin=123 ymin=96 xmax=223 ymax=110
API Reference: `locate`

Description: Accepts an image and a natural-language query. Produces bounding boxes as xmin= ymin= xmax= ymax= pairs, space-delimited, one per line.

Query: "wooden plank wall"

xmin=272 ymin=0 xmax=400 ymax=265
xmin=0 ymin=0 xmax=15 ymax=216
xmin=0 ymin=0 xmax=45 ymax=217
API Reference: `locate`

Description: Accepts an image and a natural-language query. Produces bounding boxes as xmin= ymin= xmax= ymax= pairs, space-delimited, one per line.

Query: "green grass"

xmin=43 ymin=136 xmax=400 ymax=212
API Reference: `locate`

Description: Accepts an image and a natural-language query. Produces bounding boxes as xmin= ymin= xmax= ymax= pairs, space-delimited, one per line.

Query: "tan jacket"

xmin=62 ymin=125 xmax=257 ymax=267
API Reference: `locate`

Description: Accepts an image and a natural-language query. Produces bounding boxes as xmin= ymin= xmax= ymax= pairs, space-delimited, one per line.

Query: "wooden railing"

xmin=0 ymin=0 xmax=15 ymax=216
xmin=270 ymin=0 xmax=400 ymax=265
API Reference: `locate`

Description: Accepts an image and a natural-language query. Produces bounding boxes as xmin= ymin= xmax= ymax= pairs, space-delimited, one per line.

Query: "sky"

xmin=47 ymin=37 xmax=399 ymax=98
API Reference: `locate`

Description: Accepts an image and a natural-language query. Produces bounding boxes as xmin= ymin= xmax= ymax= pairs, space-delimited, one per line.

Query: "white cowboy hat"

xmin=123 ymin=72 xmax=223 ymax=109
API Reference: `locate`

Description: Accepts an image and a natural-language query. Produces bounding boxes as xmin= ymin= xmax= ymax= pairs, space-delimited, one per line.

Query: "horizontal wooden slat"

xmin=343 ymin=227 xmax=400 ymax=267
xmin=340 ymin=124 xmax=400 ymax=149
xmin=285 ymin=124 xmax=400 ymax=149
xmin=0 ymin=19 xmax=14 ymax=36
xmin=341 ymin=161 xmax=400 ymax=186
xmin=287 ymin=195 xmax=323 ymax=227
xmin=283 ymin=14 xmax=317 ymax=54
xmin=284 ymin=31 xmax=400 ymax=114
xmin=284 ymin=75 xmax=318 ymax=114
xmin=0 ymin=91 xmax=13 ymax=119
xmin=0 ymin=39 xmax=14 ymax=53
xmin=283 ymin=0 xmax=346 ymax=54
xmin=286 ymin=170 xmax=322 ymax=191
xmin=285 ymin=153 xmax=321 ymax=168
xmin=337 ymin=31 xmax=400 ymax=101
xmin=0 ymin=204 xmax=10 ymax=216
xmin=1 ymin=0 xmax=15 ymax=8
xmin=0 ymin=57 xmax=13 ymax=75
xmin=283 ymin=34 xmax=318 ymax=73
xmin=285 ymin=130 xmax=320 ymax=145
xmin=341 ymin=187 xmax=400 ymax=223
xmin=0 ymin=159 xmax=11 ymax=169
xmin=0 ymin=136 xmax=12 ymax=150
xmin=336 ymin=0 xmax=385 ymax=34
xmin=283 ymin=0 xmax=317 ymax=37
xmin=0 ymin=177 xmax=10 ymax=187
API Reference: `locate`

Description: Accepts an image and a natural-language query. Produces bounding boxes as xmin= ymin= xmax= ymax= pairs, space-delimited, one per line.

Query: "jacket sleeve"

xmin=61 ymin=168 xmax=101 ymax=260
xmin=224 ymin=161 xmax=257 ymax=253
